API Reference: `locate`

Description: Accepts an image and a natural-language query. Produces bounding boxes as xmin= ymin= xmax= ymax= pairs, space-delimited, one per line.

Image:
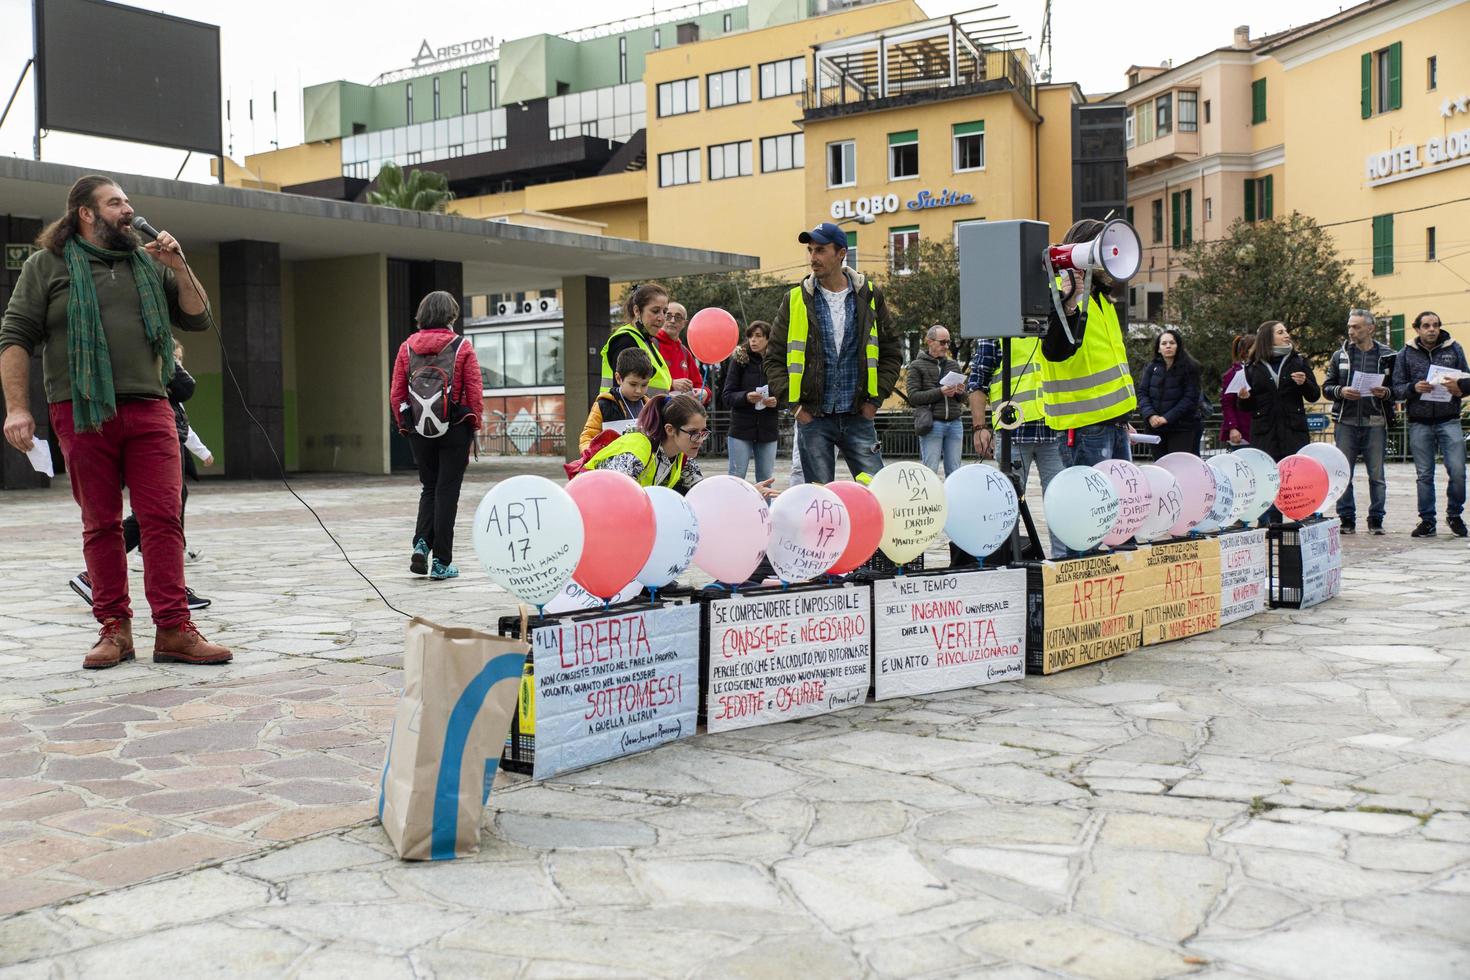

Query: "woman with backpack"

xmin=389 ymin=291 xmax=483 ymax=580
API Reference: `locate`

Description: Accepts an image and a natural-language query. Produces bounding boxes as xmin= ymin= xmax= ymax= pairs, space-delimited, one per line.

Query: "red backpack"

xmin=564 ymin=428 xmax=621 ymax=480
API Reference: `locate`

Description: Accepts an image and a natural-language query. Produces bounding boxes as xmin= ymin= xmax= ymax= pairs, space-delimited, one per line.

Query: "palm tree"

xmin=366 ymin=162 xmax=454 ymax=212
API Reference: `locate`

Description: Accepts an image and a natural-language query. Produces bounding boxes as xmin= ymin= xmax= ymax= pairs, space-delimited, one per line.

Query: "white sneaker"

xmin=184 ymin=547 xmax=204 ymax=565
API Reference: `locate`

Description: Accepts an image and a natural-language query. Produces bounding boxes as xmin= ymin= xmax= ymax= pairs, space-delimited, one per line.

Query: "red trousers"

xmin=50 ymin=398 xmax=189 ymax=629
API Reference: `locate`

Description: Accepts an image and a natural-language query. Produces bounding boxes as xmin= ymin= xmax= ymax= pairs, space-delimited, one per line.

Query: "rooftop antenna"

xmin=1038 ymin=0 xmax=1053 ymax=83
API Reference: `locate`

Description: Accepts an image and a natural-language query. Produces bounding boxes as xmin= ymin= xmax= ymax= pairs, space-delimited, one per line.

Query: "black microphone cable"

xmin=133 ymin=215 xmax=411 ymax=619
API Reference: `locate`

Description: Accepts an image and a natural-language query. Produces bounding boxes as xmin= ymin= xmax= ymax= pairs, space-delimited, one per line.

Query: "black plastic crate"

xmin=1267 ymin=517 xmax=1341 ymax=609
xmin=854 ymin=550 xmax=925 ymax=578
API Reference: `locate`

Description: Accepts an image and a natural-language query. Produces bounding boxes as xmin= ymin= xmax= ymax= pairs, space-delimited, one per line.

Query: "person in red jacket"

xmin=657 ymin=301 xmax=710 ymax=405
xmin=389 ymin=291 xmax=483 ymax=580
xmin=1220 ymin=334 xmax=1254 ymax=448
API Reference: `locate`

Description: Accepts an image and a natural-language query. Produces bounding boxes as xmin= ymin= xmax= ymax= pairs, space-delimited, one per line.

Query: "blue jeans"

xmin=1408 ymin=419 xmax=1467 ymax=522
xmin=1010 ymin=438 xmax=1067 ymax=559
xmin=727 ymin=437 xmax=777 ymax=484
xmin=919 ymin=419 xmax=964 ymax=477
xmin=1062 ymin=420 xmax=1132 ymax=468
xmin=1334 ymin=421 xmax=1386 ymax=524
xmin=797 ymin=412 xmax=884 ymax=484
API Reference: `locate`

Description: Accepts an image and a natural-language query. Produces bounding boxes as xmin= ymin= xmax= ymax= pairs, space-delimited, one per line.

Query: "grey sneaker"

xmin=410 ymin=538 xmax=430 ymax=575
xmin=430 ymin=558 xmax=459 ymax=580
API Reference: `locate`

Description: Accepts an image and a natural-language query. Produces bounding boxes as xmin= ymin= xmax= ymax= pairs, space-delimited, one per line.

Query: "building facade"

xmin=1121 ymin=0 xmax=1468 ymax=340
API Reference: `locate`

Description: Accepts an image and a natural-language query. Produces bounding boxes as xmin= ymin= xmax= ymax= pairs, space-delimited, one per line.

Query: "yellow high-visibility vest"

xmin=987 ymin=337 xmax=1045 ymax=425
xmin=786 ymin=286 xmax=878 ymax=406
xmin=585 ymin=431 xmax=683 ymax=488
xmin=599 ymin=325 xmax=672 ymax=396
xmin=1039 ymin=293 xmax=1137 ymax=430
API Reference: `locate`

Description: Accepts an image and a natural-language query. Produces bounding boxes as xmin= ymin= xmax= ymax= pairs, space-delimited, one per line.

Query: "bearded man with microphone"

xmin=1 ymin=175 xmax=231 ymax=670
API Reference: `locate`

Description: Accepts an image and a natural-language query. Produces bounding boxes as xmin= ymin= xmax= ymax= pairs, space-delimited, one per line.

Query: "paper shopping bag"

xmin=379 ymin=613 xmax=528 ymax=860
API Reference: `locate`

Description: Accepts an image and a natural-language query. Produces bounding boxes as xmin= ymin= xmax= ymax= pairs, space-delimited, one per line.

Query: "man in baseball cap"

xmin=763 ymin=222 xmax=902 ymax=484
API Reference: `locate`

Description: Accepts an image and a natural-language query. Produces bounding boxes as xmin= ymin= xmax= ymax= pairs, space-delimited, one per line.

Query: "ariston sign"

xmin=412 ymin=37 xmax=496 ymax=67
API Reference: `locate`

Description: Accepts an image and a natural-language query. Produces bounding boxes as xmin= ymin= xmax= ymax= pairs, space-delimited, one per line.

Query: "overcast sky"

xmin=0 ymin=0 xmax=1336 ymax=183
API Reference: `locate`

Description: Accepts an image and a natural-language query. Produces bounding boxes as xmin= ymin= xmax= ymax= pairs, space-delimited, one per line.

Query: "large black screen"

xmin=34 ymin=0 xmax=222 ymax=156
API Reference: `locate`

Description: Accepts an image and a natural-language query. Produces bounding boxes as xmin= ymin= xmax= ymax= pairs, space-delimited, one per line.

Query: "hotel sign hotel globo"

xmin=830 ymin=188 xmax=977 ymax=221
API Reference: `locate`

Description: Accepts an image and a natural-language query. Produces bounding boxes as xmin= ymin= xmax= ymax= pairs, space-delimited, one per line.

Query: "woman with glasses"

xmin=587 ymin=394 xmax=775 ymax=499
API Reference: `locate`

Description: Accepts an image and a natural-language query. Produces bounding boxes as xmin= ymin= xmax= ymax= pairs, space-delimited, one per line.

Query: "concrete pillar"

xmin=560 ymin=275 xmax=611 ymax=462
xmin=218 ymin=240 xmax=284 ymax=479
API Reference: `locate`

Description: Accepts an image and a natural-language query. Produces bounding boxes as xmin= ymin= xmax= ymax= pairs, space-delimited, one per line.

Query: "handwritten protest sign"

xmin=1218 ymin=528 xmax=1268 ymax=624
xmin=1297 ymin=518 xmax=1342 ymax=608
xmin=530 ymin=604 xmax=700 ymax=779
xmin=706 ymin=585 xmax=872 ymax=732
xmin=1140 ymin=538 xmax=1222 ymax=645
xmin=872 ymin=568 xmax=1026 ymax=699
xmin=1026 ymin=551 xmax=1144 ymax=674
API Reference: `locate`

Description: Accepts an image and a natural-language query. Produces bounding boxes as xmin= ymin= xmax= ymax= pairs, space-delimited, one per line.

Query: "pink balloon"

xmin=1094 ymin=459 xmax=1152 ymax=547
xmin=687 ymin=308 xmax=739 ymax=364
xmin=1156 ymin=452 xmax=1218 ymax=536
xmin=687 ymin=475 xmax=771 ymax=584
xmin=564 ymin=470 xmax=655 ymax=599
xmin=1276 ymin=455 xmax=1329 ymax=522
xmin=826 ymin=480 xmax=883 ymax=575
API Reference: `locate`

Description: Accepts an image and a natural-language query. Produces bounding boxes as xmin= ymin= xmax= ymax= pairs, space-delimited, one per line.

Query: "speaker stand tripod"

xmin=982 ymin=335 xmax=1047 ymax=567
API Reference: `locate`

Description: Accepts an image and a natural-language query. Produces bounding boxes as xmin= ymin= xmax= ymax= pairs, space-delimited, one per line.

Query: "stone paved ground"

xmin=1 ymin=458 xmax=1468 ymax=978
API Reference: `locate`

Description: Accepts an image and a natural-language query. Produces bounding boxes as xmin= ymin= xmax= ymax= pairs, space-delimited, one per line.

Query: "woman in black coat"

xmin=1237 ymin=320 xmax=1321 ymax=461
xmin=722 ymin=321 xmax=780 ymax=483
xmin=1136 ymin=329 xmax=1202 ymax=456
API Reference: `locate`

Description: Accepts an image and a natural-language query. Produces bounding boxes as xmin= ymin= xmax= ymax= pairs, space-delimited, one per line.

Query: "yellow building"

xmin=1122 ymin=0 xmax=1469 ymax=340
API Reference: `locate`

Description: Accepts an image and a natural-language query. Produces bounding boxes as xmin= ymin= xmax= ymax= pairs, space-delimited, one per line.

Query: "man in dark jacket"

xmin=907 ymin=324 xmax=966 ymax=476
xmin=1391 ymin=311 xmax=1468 ymax=537
xmin=1323 ymin=309 xmax=1395 ymax=534
xmin=765 ymin=223 xmax=903 ymax=484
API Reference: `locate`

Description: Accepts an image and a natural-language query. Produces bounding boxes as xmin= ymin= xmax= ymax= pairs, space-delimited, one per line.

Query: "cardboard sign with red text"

xmin=1297 ymin=519 xmax=1342 ymax=608
xmin=530 ymin=604 xmax=700 ymax=779
xmin=1219 ymin=528 xmax=1269 ymax=624
xmin=1140 ymin=538 xmax=1222 ymax=645
xmin=872 ymin=568 xmax=1026 ymax=698
xmin=705 ymin=585 xmax=872 ymax=733
xmin=1026 ymin=551 xmax=1145 ymax=674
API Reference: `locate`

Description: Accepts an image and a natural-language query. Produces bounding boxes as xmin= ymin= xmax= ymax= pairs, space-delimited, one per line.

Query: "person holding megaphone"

xmin=1040 ymin=218 xmax=1140 ymax=468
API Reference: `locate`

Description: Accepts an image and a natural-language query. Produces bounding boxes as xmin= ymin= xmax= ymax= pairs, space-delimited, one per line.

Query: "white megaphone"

xmin=1046 ymin=219 xmax=1142 ymax=281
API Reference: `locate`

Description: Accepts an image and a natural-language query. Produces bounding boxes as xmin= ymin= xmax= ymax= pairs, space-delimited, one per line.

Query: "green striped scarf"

xmin=64 ymin=236 xmax=175 ymax=432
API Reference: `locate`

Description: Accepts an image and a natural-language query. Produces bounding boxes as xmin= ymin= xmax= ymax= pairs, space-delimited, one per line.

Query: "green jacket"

xmin=0 ymin=246 xmax=209 ymax=403
xmin=763 ymin=268 xmax=902 ymax=416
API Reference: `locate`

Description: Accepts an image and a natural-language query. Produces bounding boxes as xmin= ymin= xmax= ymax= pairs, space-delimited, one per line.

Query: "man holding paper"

xmin=1391 ymin=311 xmax=1469 ymax=537
xmin=1322 ymin=309 xmax=1395 ymax=534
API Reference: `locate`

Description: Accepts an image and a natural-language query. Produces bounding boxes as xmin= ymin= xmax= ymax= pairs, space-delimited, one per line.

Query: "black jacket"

xmin=166 ymin=364 xmax=195 ymax=443
xmin=721 ymin=344 xmax=779 ymax=443
xmin=1322 ymin=339 xmax=1396 ymax=423
xmin=905 ymin=350 xmax=966 ymax=423
xmin=1240 ymin=351 xmax=1321 ymax=460
xmin=1136 ymin=357 xmax=1201 ymax=433
xmin=1391 ymin=330 xmax=1469 ymax=424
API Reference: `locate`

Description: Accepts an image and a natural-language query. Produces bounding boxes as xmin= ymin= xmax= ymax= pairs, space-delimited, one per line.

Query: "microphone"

xmin=130 ymin=215 xmax=162 ymax=241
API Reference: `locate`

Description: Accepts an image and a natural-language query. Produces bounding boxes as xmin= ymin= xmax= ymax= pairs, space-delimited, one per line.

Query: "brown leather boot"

xmin=153 ymin=621 xmax=232 ymax=665
xmin=84 ymin=619 xmax=135 ymax=670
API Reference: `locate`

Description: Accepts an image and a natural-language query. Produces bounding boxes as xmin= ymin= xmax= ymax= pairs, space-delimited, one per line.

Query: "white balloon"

xmin=1095 ymin=458 xmax=1152 ymax=548
xmin=1230 ymin=448 xmax=1281 ymax=523
xmin=1208 ymin=452 xmax=1258 ymax=525
xmin=1193 ymin=464 xmax=1235 ymax=533
xmin=1135 ymin=465 xmax=1183 ymax=542
xmin=1297 ymin=443 xmax=1351 ymax=514
xmin=687 ymin=475 xmax=772 ymax=584
xmin=635 ymin=486 xmax=700 ymax=590
xmin=472 ymin=475 xmax=584 ymax=607
xmin=1042 ymin=465 xmax=1120 ymax=552
xmin=943 ymin=463 xmax=1019 ymax=559
xmin=768 ymin=484 xmax=851 ymax=582
xmin=870 ymin=462 xmax=948 ymax=565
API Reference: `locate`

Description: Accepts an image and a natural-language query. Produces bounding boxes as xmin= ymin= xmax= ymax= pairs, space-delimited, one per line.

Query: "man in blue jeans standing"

xmin=1322 ymin=309 xmax=1395 ymax=534
xmin=765 ymin=222 xmax=902 ymax=484
xmin=1391 ymin=310 xmax=1468 ymax=538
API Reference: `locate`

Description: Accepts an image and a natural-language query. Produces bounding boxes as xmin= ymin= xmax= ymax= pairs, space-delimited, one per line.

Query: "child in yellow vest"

xmin=579 ymin=347 xmax=653 ymax=452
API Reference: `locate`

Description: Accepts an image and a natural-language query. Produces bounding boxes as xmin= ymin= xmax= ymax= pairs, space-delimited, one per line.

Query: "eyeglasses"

xmin=931 ymin=339 xmax=951 ymax=347
xmin=667 ymin=312 xmax=687 ymax=321
xmin=678 ymin=426 xmax=710 ymax=442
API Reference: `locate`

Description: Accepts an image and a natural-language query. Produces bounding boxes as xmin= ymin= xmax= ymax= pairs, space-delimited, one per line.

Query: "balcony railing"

xmin=804 ymin=48 xmax=1033 ymax=117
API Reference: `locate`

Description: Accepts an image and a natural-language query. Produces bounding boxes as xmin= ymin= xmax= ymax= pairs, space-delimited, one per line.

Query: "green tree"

xmin=658 ymin=270 xmax=790 ymax=329
xmin=876 ymin=238 xmax=964 ymax=368
xmin=1166 ymin=212 xmax=1378 ymax=384
xmin=366 ymin=162 xmax=454 ymax=212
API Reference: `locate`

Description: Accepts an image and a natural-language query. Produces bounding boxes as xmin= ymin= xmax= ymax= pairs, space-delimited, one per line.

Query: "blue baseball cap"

xmin=798 ymin=222 xmax=848 ymax=249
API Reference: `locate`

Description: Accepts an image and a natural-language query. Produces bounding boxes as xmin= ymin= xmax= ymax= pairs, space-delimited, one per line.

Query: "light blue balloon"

xmin=1194 ymin=463 xmax=1235 ymax=533
xmin=943 ymin=464 xmax=1019 ymax=559
xmin=1043 ymin=466 xmax=1121 ymax=552
xmin=635 ymin=486 xmax=700 ymax=589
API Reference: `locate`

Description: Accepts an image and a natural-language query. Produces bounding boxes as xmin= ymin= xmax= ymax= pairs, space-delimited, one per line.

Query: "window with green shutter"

xmin=1182 ymin=190 xmax=1193 ymax=247
xmin=1372 ymin=214 xmax=1394 ymax=276
xmin=1244 ymin=179 xmax=1256 ymax=222
xmin=1251 ymin=79 xmax=1267 ymax=124
xmin=1171 ymin=191 xmax=1181 ymax=248
xmin=1361 ymin=52 xmax=1373 ymax=118
xmin=1245 ymin=176 xmax=1275 ymax=222
xmin=1262 ymin=175 xmax=1273 ymax=219
xmin=1390 ymin=314 xmax=1405 ymax=349
xmin=1387 ymin=41 xmax=1402 ymax=110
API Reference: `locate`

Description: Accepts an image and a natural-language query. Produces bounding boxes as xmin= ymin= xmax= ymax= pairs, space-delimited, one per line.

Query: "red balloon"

xmin=564 ymin=470 xmax=656 ymax=598
xmin=1275 ymin=455 xmax=1329 ymax=522
xmin=825 ymin=481 xmax=883 ymax=575
xmin=686 ymin=308 xmax=739 ymax=364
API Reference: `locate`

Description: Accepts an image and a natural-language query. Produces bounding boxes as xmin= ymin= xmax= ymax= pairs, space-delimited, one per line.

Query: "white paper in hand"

xmin=939 ymin=371 xmax=968 ymax=389
xmin=1346 ymin=371 xmax=1385 ymax=396
xmin=1128 ymin=433 xmax=1162 ymax=445
xmin=1423 ymin=364 xmax=1467 ymax=403
xmin=1225 ymin=371 xmax=1250 ymax=396
xmin=601 ymin=418 xmax=638 ymax=435
xmin=26 ymin=438 xmax=54 ymax=477
xmin=753 ymin=384 xmax=770 ymax=411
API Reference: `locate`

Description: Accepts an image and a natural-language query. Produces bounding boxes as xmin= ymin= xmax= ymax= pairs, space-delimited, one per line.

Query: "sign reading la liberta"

xmin=530 ymin=604 xmax=700 ymax=779
xmin=706 ymin=585 xmax=871 ymax=733
xmin=872 ymin=568 xmax=1025 ymax=699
